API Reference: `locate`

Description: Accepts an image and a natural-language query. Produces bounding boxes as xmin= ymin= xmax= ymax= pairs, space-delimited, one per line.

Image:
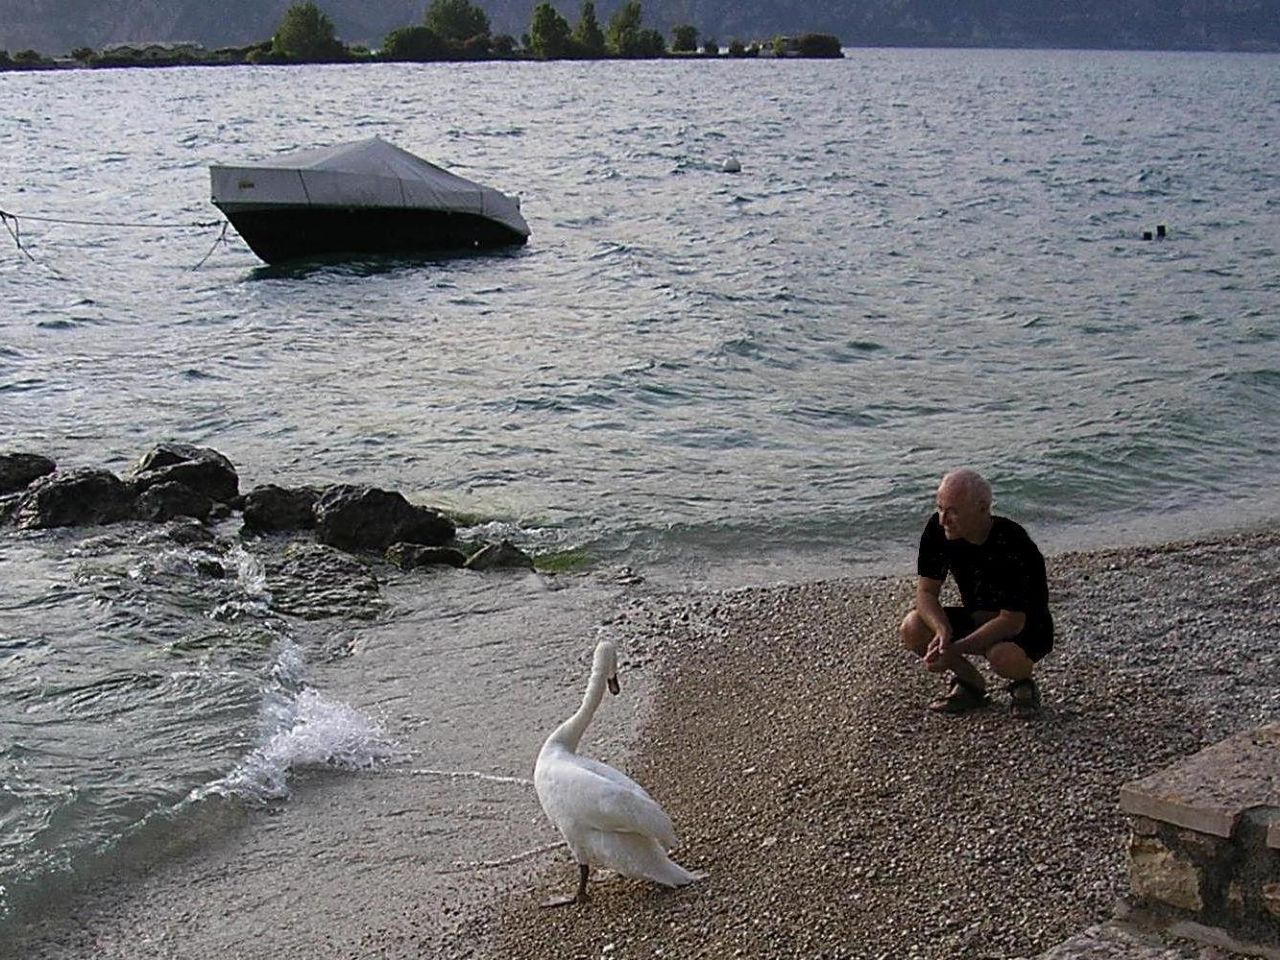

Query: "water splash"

xmin=193 ymin=643 xmax=399 ymax=803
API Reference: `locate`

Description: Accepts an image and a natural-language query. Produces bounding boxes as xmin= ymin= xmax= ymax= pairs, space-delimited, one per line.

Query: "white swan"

xmin=533 ymin=639 xmax=703 ymax=907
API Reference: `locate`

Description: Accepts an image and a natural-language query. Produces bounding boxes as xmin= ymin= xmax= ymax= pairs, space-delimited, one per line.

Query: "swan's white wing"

xmin=542 ymin=752 xmax=678 ymax=848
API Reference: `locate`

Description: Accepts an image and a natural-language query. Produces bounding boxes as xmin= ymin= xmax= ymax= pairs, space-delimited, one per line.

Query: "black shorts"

xmin=944 ymin=606 xmax=1053 ymax=662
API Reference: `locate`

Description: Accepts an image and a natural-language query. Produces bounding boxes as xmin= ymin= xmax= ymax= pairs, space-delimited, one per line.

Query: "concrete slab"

xmin=1119 ymin=723 xmax=1280 ymax=839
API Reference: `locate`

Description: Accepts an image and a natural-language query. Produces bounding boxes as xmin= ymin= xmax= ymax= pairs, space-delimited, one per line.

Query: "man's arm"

xmin=951 ymin=609 xmax=1026 ymax=655
xmin=915 ymin=576 xmax=950 ymax=649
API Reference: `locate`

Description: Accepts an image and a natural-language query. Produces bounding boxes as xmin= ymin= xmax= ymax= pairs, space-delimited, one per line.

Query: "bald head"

xmin=935 ymin=469 xmax=993 ymax=542
xmin=939 ymin=468 xmax=992 ymax=511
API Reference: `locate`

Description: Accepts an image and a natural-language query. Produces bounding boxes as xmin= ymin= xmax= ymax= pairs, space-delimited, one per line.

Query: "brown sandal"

xmin=928 ymin=676 xmax=990 ymax=714
xmin=1007 ymin=678 xmax=1042 ymax=719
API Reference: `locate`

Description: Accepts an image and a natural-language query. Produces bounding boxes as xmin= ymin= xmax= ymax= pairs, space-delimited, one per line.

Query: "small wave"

xmin=0 ymin=378 xmax=47 ymax=394
xmin=193 ymin=644 xmax=398 ymax=804
xmin=227 ymin=545 xmax=269 ymax=599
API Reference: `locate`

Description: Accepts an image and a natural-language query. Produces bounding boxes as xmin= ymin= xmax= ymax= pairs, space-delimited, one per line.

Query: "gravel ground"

xmin=444 ymin=529 xmax=1280 ymax=960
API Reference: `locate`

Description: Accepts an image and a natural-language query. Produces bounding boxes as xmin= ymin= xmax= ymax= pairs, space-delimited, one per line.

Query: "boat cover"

xmin=209 ymin=137 xmax=528 ymax=238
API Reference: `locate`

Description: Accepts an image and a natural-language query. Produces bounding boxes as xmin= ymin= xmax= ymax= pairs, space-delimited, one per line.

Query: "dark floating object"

xmin=209 ymin=136 xmax=530 ymax=265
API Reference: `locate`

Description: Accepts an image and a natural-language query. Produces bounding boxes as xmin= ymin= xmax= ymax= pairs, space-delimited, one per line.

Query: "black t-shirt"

xmin=917 ymin=514 xmax=1052 ymax=634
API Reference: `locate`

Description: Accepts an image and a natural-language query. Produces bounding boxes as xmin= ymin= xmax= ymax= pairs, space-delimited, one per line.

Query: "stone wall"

xmin=1121 ymin=724 xmax=1280 ymax=956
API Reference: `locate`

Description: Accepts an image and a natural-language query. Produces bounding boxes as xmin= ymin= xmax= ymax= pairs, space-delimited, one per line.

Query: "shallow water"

xmin=1 ymin=48 xmax=1278 ymax=937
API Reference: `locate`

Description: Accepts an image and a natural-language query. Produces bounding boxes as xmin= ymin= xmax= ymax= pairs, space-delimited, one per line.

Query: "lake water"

xmin=1 ymin=49 xmax=1278 ymax=945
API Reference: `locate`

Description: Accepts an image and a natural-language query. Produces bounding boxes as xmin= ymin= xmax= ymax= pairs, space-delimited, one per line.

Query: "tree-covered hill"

xmin=2 ymin=0 xmax=1277 ymax=58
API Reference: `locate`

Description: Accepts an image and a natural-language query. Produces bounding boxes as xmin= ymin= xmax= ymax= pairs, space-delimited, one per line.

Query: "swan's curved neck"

xmin=548 ymin=659 xmax=609 ymax=753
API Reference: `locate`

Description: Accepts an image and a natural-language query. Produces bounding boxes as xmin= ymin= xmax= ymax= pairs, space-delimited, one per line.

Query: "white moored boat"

xmin=209 ymin=137 xmax=529 ymax=264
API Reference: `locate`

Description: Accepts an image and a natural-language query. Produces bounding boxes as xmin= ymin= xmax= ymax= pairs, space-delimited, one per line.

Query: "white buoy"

xmin=721 ymin=157 xmax=741 ymax=174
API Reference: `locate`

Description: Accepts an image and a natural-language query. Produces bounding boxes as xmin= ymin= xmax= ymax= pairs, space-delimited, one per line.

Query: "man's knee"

xmin=900 ymin=610 xmax=930 ymax=656
xmin=986 ymin=641 xmax=1033 ymax=680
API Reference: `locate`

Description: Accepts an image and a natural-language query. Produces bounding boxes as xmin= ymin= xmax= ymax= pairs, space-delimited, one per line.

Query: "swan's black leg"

xmin=539 ymin=864 xmax=591 ymax=908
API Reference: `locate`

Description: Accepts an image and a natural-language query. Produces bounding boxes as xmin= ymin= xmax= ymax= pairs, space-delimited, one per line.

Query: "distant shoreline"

xmin=4 ymin=40 xmax=1278 ymax=75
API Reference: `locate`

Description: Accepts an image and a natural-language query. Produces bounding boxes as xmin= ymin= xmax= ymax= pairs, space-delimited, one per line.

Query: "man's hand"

xmin=923 ymin=627 xmax=952 ymax=668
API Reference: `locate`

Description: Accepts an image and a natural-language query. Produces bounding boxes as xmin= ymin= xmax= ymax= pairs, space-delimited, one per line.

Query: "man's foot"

xmin=1007 ymin=678 xmax=1041 ymax=719
xmin=928 ymin=676 xmax=990 ymax=714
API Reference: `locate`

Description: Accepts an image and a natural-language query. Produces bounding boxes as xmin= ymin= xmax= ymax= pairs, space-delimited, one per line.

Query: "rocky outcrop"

xmin=12 ymin=468 xmax=136 ymax=528
xmin=2 ymin=446 xmax=554 ymax=600
xmin=241 ymin=484 xmax=319 ymax=532
xmin=314 ymin=484 xmax=455 ymax=553
xmin=129 ymin=443 xmax=239 ymax=504
xmin=0 ymin=453 xmax=56 ymax=494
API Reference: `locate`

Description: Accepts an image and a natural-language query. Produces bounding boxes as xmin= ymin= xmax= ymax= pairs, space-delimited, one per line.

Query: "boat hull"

xmin=214 ymin=203 xmax=529 ymax=265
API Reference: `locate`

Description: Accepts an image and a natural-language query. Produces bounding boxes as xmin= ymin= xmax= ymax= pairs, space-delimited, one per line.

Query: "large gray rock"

xmin=313 ymin=484 xmax=455 ymax=553
xmin=129 ymin=443 xmax=239 ymax=504
xmin=241 ymin=484 xmax=319 ymax=532
xmin=0 ymin=453 xmax=56 ymax=494
xmin=134 ymin=480 xmax=213 ymax=522
xmin=12 ymin=468 xmax=136 ymax=529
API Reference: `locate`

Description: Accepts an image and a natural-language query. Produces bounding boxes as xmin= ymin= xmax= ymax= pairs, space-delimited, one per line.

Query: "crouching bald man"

xmin=899 ymin=468 xmax=1053 ymax=718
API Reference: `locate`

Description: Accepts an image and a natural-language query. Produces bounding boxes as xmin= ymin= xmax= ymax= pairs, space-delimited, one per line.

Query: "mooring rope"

xmin=190 ymin=220 xmax=230 ymax=270
xmin=0 ymin=208 xmax=223 ymax=231
xmin=1 ymin=209 xmax=69 ymax=279
xmin=0 ymin=206 xmax=232 ymax=271
xmin=0 ymin=209 xmax=38 ymax=264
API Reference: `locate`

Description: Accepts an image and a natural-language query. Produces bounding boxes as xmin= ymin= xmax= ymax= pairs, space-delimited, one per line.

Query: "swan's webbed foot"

xmin=539 ymin=892 xmax=585 ymax=908
xmin=539 ymin=864 xmax=590 ymax=909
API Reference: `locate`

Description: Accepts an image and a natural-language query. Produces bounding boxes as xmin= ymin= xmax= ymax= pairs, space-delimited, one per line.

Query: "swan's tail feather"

xmin=594 ymin=832 xmax=704 ymax=888
xmin=656 ymin=860 xmax=706 ymax=888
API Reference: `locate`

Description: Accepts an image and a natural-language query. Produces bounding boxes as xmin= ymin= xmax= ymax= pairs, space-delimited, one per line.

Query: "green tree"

xmin=425 ymin=0 xmax=490 ymax=45
xmin=382 ymin=25 xmax=448 ymax=60
xmin=530 ymin=2 xmax=573 ymax=59
xmin=727 ymin=38 xmax=746 ymax=56
xmin=671 ymin=23 xmax=697 ymax=52
xmin=606 ymin=0 xmax=643 ymax=56
xmin=572 ymin=0 xmax=606 ymax=56
xmin=796 ymin=33 xmax=844 ymax=58
xmin=272 ymin=2 xmax=346 ymax=61
xmin=636 ymin=28 xmax=665 ymax=56
xmin=702 ymin=37 xmax=718 ymax=55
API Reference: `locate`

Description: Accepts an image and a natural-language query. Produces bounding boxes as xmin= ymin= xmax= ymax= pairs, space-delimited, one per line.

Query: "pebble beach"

xmin=455 ymin=528 xmax=1280 ymax=960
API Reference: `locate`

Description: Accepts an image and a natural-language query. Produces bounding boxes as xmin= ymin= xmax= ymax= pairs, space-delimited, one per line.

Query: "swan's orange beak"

xmin=607 ymin=675 xmax=620 ymax=695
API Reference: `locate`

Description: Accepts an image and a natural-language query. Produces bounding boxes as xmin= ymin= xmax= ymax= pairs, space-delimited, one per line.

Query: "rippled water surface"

xmin=1 ymin=49 xmax=1278 ymax=933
